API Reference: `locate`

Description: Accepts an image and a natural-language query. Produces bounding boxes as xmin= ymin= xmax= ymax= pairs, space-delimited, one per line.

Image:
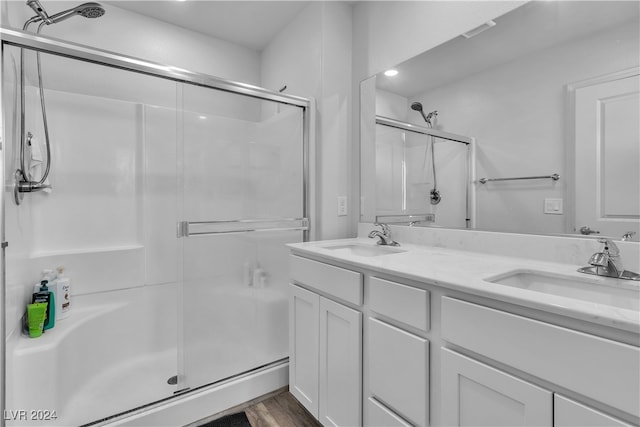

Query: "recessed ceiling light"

xmin=384 ymin=69 xmax=399 ymax=77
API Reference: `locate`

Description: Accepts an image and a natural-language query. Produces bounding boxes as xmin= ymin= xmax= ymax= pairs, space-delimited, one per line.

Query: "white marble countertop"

xmin=288 ymin=238 xmax=640 ymax=334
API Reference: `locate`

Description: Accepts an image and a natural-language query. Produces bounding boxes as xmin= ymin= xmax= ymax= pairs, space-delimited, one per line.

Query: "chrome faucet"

xmin=368 ymin=223 xmax=400 ymax=246
xmin=578 ymin=238 xmax=640 ymax=281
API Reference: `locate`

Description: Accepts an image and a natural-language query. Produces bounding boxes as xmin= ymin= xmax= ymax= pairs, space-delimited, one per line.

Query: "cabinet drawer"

xmin=366 ymin=397 xmax=411 ymax=427
xmin=554 ymin=395 xmax=633 ymax=427
xmin=442 ymin=297 xmax=640 ymax=418
xmin=290 ymin=255 xmax=363 ymax=306
xmin=369 ymin=277 xmax=430 ymax=331
xmin=368 ymin=318 xmax=429 ymax=426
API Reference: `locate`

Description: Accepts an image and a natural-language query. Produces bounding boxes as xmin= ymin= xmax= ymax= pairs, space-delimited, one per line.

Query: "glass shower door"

xmin=178 ymin=83 xmax=305 ymax=390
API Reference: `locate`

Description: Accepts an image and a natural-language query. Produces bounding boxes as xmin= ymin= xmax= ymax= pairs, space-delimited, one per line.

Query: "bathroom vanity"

xmin=287 ymin=231 xmax=640 ymax=427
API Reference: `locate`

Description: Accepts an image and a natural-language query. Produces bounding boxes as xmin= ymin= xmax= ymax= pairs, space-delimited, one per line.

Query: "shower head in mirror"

xmin=411 ymin=102 xmax=437 ymax=127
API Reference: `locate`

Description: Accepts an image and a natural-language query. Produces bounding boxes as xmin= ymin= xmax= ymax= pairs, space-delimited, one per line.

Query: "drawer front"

xmin=368 ymin=318 xmax=429 ymax=426
xmin=441 ymin=297 xmax=640 ymax=418
xmin=366 ymin=397 xmax=412 ymax=427
xmin=290 ymin=255 xmax=363 ymax=306
xmin=554 ymin=395 xmax=633 ymax=427
xmin=369 ymin=277 xmax=430 ymax=331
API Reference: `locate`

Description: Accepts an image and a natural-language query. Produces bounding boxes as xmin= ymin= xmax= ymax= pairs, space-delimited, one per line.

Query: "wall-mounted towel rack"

xmin=478 ymin=173 xmax=560 ymax=184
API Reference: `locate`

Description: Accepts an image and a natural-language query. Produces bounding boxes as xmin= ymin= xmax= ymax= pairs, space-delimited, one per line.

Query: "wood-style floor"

xmin=244 ymin=391 xmax=322 ymax=427
xmin=189 ymin=388 xmax=322 ymax=427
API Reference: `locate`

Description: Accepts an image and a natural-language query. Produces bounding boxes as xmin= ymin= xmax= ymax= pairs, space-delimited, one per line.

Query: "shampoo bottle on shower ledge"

xmin=34 ymin=269 xmax=60 ymax=322
xmin=55 ymin=266 xmax=71 ymax=319
xmin=32 ymin=280 xmax=55 ymax=330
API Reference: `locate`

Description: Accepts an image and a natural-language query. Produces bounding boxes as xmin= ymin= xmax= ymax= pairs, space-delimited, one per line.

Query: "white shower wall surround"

xmin=4 ymin=48 xmax=305 ymax=424
xmin=8 ymin=285 xmax=178 ymax=427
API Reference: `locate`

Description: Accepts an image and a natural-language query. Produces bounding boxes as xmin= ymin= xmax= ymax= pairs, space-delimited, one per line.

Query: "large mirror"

xmin=360 ymin=1 xmax=639 ymax=240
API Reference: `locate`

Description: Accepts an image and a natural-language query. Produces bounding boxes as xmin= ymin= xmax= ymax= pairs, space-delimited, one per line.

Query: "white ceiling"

xmin=377 ymin=1 xmax=640 ymax=97
xmin=106 ymin=1 xmax=309 ymax=51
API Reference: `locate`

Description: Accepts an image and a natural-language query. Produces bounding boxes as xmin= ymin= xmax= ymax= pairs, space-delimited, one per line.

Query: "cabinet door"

xmin=289 ymin=284 xmax=320 ymax=417
xmin=319 ymin=297 xmax=362 ymax=427
xmin=368 ymin=318 xmax=429 ymax=426
xmin=554 ymin=395 xmax=634 ymax=427
xmin=367 ymin=397 xmax=412 ymax=427
xmin=441 ymin=348 xmax=552 ymax=427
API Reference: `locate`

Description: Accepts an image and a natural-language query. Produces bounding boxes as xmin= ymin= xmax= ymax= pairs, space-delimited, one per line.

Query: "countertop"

xmin=288 ymin=238 xmax=640 ymax=334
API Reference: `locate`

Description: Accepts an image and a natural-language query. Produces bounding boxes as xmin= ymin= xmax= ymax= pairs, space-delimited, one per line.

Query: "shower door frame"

xmin=374 ymin=115 xmax=476 ymax=229
xmin=0 ymin=27 xmax=314 ymax=426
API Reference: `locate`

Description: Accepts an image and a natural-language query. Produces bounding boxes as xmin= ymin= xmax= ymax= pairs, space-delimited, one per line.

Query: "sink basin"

xmin=485 ymin=270 xmax=640 ymax=311
xmin=322 ymin=243 xmax=406 ymax=257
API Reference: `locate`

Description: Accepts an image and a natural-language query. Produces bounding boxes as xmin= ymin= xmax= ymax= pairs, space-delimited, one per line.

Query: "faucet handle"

xmin=588 ymin=252 xmax=609 ymax=267
xmin=622 ymin=231 xmax=636 ymax=241
xmin=374 ymin=222 xmax=391 ymax=236
xmin=597 ymin=238 xmax=620 ymax=256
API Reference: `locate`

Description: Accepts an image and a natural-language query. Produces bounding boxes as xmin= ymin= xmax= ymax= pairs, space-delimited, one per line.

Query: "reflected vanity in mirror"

xmin=360 ymin=1 xmax=639 ymax=240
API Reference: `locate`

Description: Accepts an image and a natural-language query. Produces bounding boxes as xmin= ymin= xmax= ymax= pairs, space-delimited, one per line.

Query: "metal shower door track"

xmin=376 ymin=115 xmax=471 ymax=145
xmin=0 ymin=27 xmax=310 ymax=107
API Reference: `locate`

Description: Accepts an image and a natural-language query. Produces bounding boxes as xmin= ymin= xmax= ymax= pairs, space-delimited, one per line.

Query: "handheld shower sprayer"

xmin=410 ymin=102 xmax=438 ymax=127
xmin=16 ymin=1 xmax=106 ymax=204
xmin=411 ymin=102 xmax=429 ymax=124
xmin=48 ymin=2 xmax=105 ymax=23
xmin=23 ymin=1 xmax=105 ymax=27
xmin=411 ymin=101 xmax=442 ymax=205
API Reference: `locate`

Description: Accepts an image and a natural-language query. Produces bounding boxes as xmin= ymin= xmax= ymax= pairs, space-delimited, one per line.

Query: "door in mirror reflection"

xmin=574 ymin=71 xmax=640 ymax=240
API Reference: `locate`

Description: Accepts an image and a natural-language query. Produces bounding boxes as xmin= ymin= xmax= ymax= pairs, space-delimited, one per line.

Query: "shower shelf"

xmin=478 ymin=174 xmax=560 ymax=184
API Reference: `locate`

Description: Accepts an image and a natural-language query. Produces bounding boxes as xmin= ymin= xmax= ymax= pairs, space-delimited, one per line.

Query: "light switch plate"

xmin=337 ymin=196 xmax=348 ymax=216
xmin=544 ymin=198 xmax=563 ymax=214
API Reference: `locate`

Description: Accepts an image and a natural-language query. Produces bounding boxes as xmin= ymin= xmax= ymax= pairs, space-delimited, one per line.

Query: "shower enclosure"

xmin=368 ymin=116 xmax=473 ymax=228
xmin=1 ymin=29 xmax=311 ymax=426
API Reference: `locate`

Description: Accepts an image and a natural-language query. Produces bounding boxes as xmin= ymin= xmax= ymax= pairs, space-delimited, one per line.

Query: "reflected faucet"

xmin=368 ymin=223 xmax=400 ymax=246
xmin=578 ymin=238 xmax=640 ymax=281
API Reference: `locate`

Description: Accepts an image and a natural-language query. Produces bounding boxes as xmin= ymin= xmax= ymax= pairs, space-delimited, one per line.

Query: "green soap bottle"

xmin=32 ymin=280 xmax=55 ymax=330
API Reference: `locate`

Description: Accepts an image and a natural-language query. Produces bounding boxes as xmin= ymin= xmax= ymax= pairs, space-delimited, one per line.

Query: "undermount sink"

xmin=485 ymin=270 xmax=640 ymax=311
xmin=322 ymin=243 xmax=406 ymax=257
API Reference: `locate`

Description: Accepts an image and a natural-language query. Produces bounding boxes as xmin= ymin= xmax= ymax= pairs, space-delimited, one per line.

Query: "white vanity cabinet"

xmin=289 ymin=284 xmax=320 ymax=416
xmin=288 ymin=248 xmax=639 ymax=427
xmin=441 ymin=348 xmax=552 ymax=426
xmin=441 ymin=296 xmax=639 ymax=427
xmin=554 ymin=395 xmax=634 ymax=427
xmin=366 ymin=277 xmax=430 ymax=427
xmin=289 ymin=256 xmax=363 ymax=427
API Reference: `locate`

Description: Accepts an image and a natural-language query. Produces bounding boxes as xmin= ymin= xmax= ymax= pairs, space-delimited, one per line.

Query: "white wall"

xmin=1 ymin=1 xmax=261 ymax=84
xmin=261 ymin=2 xmax=353 ymax=240
xmin=410 ymin=22 xmax=639 ymax=234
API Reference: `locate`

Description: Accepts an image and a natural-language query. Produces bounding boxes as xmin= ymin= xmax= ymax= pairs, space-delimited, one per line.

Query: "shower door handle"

xmin=178 ymin=218 xmax=309 ymax=238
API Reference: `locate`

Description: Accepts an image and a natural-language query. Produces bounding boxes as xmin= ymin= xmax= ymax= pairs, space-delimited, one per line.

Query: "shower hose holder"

xmin=14 ymin=169 xmax=51 ymax=205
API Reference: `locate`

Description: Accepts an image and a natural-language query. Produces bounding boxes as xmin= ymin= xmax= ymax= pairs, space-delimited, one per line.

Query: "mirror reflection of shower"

xmin=411 ymin=102 xmax=441 ymax=205
xmin=14 ymin=0 xmax=105 ymax=205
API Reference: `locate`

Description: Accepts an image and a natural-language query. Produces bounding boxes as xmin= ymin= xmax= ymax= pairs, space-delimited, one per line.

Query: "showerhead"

xmin=48 ymin=2 xmax=105 ymax=24
xmin=411 ymin=102 xmax=438 ymax=127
